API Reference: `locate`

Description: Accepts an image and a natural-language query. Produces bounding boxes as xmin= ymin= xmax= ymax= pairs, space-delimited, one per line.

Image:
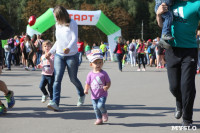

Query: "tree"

xmin=4 ymin=0 xmax=198 ymax=42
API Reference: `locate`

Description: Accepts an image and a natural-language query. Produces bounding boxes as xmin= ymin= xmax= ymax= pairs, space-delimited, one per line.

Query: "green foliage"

xmin=1 ymin=0 xmax=165 ymax=42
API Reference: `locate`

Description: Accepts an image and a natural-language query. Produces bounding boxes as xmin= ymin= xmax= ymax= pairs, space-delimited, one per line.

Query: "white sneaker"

xmin=48 ymin=100 xmax=52 ymax=104
xmin=142 ymin=68 xmax=146 ymax=71
xmin=41 ymin=95 xmax=49 ymax=103
xmin=77 ymin=95 xmax=85 ymax=107
xmin=47 ymin=101 xmax=59 ymax=111
xmin=25 ymin=67 xmax=29 ymax=71
xmin=137 ymin=69 xmax=141 ymax=71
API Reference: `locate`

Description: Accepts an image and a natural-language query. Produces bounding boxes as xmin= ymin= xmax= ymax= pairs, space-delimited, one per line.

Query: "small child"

xmin=37 ymin=40 xmax=54 ymax=104
xmin=155 ymin=0 xmax=174 ymax=41
xmin=84 ymin=49 xmax=111 ymax=125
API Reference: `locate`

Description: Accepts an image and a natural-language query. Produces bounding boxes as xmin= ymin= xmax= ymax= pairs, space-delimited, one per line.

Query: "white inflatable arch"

xmin=27 ymin=8 xmax=121 ymax=60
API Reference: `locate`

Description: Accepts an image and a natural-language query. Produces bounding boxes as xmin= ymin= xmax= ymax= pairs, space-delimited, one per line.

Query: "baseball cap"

xmin=148 ymin=39 xmax=152 ymax=42
xmin=87 ymin=49 xmax=103 ymax=63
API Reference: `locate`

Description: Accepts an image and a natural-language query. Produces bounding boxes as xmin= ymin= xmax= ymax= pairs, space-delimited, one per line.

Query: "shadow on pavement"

xmin=0 ymin=95 xmax=69 ymax=101
xmin=1 ymin=103 xmax=200 ymax=128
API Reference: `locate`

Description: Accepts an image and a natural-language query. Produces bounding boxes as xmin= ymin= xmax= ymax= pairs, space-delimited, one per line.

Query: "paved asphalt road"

xmin=0 ymin=59 xmax=200 ymax=133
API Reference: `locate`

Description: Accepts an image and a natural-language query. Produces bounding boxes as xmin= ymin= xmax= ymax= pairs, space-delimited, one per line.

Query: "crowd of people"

xmin=113 ymin=36 xmax=167 ymax=72
xmin=1 ymin=0 xmax=200 ymax=128
xmin=3 ymin=33 xmax=44 ymax=71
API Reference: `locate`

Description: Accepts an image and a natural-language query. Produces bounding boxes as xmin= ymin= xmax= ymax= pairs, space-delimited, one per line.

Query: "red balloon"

xmin=28 ymin=16 xmax=36 ymax=26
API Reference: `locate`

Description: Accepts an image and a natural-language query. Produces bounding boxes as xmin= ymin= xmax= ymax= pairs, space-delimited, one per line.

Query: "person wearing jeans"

xmin=52 ymin=53 xmax=84 ymax=106
xmin=116 ymin=53 xmax=123 ymax=71
xmin=46 ymin=6 xmax=85 ymax=111
xmin=84 ymin=49 xmax=111 ymax=125
xmin=37 ymin=40 xmax=54 ymax=103
xmin=39 ymin=75 xmax=54 ymax=102
xmin=92 ymin=97 xmax=107 ymax=123
xmin=77 ymin=38 xmax=84 ymax=66
xmin=4 ymin=44 xmax=11 ymax=70
xmin=35 ymin=34 xmax=43 ymax=65
xmin=113 ymin=37 xmax=124 ymax=72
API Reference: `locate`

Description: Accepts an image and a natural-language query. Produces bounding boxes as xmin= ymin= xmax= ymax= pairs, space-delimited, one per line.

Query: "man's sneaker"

xmin=5 ymin=68 xmax=11 ymax=71
xmin=31 ymin=68 xmax=36 ymax=71
xmin=94 ymin=119 xmax=103 ymax=125
xmin=102 ymin=113 xmax=108 ymax=122
xmin=162 ymin=34 xmax=174 ymax=41
xmin=77 ymin=95 xmax=85 ymax=107
xmin=0 ymin=104 xmax=7 ymax=115
xmin=47 ymin=101 xmax=59 ymax=111
xmin=158 ymin=38 xmax=172 ymax=49
xmin=174 ymin=107 xmax=182 ymax=119
xmin=182 ymin=121 xmax=193 ymax=129
xmin=5 ymin=91 xmax=15 ymax=109
xmin=41 ymin=95 xmax=49 ymax=103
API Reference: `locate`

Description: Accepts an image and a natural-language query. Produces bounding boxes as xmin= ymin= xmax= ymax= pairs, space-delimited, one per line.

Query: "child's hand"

xmin=103 ymin=86 xmax=108 ymax=91
xmin=84 ymin=84 xmax=90 ymax=94
xmin=103 ymin=82 xmax=111 ymax=91
xmin=45 ymin=52 xmax=51 ymax=60
xmin=84 ymin=90 xmax=88 ymax=94
xmin=84 ymin=91 xmax=88 ymax=94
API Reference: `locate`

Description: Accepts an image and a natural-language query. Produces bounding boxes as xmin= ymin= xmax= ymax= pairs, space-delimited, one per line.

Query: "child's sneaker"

xmin=5 ymin=91 xmax=15 ymax=109
xmin=47 ymin=101 xmax=59 ymax=111
xmin=142 ymin=68 xmax=146 ymax=71
xmin=25 ymin=67 xmax=29 ymax=71
xmin=158 ymin=38 xmax=172 ymax=49
xmin=94 ymin=119 xmax=103 ymax=125
xmin=102 ymin=113 xmax=108 ymax=122
xmin=77 ymin=95 xmax=85 ymax=107
xmin=0 ymin=104 xmax=7 ymax=115
xmin=41 ymin=95 xmax=49 ymax=103
xmin=162 ymin=34 xmax=174 ymax=41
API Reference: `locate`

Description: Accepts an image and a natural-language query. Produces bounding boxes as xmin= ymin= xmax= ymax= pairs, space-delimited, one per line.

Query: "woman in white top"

xmin=46 ymin=6 xmax=85 ymax=111
xmin=24 ymin=35 xmax=35 ymax=71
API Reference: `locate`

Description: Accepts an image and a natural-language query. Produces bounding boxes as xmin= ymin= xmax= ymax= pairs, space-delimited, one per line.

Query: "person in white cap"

xmin=84 ymin=49 xmax=111 ymax=125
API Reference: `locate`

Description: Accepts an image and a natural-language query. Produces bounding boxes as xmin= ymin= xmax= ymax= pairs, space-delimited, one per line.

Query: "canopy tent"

xmin=26 ymin=8 xmax=121 ymax=61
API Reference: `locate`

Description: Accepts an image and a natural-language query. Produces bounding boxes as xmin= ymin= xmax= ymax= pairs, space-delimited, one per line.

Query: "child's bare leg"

xmin=0 ymin=100 xmax=3 ymax=105
xmin=0 ymin=80 xmax=9 ymax=95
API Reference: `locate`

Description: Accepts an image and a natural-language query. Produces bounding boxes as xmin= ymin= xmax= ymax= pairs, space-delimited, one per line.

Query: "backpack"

xmin=147 ymin=46 xmax=151 ymax=54
xmin=129 ymin=44 xmax=135 ymax=52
